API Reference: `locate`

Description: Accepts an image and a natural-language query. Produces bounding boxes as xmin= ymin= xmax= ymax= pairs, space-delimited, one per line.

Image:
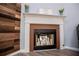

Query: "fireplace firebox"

xmin=30 ymin=24 xmax=60 ymax=51
xmin=34 ymin=29 xmax=56 ymax=50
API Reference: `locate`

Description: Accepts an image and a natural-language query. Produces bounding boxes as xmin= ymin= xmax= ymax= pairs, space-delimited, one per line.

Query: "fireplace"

xmin=34 ymin=29 xmax=56 ymax=50
xmin=22 ymin=13 xmax=64 ymax=52
xmin=30 ymin=24 xmax=60 ymax=51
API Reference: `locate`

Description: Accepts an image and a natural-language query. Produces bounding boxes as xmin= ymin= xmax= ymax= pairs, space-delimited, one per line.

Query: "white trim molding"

xmin=7 ymin=50 xmax=20 ymax=56
xmin=64 ymin=46 xmax=79 ymax=51
xmin=7 ymin=49 xmax=28 ymax=56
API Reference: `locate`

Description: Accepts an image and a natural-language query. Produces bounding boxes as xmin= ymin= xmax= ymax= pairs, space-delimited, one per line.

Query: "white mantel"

xmin=21 ymin=13 xmax=65 ymax=52
xmin=24 ymin=13 xmax=64 ymax=24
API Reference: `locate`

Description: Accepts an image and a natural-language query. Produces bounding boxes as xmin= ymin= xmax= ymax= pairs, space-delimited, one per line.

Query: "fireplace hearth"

xmin=34 ymin=29 xmax=56 ymax=50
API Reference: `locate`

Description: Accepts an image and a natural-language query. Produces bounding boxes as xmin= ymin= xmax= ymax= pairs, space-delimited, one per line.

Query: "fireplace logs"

xmin=34 ymin=29 xmax=56 ymax=50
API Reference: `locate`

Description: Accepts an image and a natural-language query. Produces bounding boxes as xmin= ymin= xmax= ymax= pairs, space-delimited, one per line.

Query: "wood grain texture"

xmin=0 ymin=3 xmax=20 ymax=55
xmin=0 ymin=3 xmax=21 ymax=12
xmin=0 ymin=33 xmax=19 ymax=41
xmin=0 ymin=15 xmax=20 ymax=32
xmin=0 ymin=40 xmax=20 ymax=56
xmin=0 ymin=40 xmax=14 ymax=49
xmin=14 ymin=49 xmax=79 ymax=56
xmin=0 ymin=5 xmax=20 ymax=15
xmin=0 ymin=4 xmax=20 ymax=21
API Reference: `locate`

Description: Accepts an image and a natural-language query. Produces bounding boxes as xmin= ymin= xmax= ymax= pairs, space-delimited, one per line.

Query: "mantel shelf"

xmin=23 ymin=13 xmax=65 ymax=18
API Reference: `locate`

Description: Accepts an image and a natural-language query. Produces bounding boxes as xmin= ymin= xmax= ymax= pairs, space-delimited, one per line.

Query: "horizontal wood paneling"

xmin=0 ymin=17 xmax=20 ymax=32
xmin=15 ymin=21 xmax=20 ymax=26
xmin=0 ymin=3 xmax=21 ymax=12
xmin=0 ymin=33 xmax=20 ymax=41
xmin=0 ymin=3 xmax=20 ymax=55
xmin=0 ymin=40 xmax=14 ymax=48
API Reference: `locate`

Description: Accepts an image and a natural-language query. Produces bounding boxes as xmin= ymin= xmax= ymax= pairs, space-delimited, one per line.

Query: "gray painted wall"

xmin=28 ymin=3 xmax=79 ymax=48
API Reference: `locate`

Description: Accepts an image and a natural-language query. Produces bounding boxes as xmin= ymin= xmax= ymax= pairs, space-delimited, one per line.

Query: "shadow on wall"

xmin=76 ymin=24 xmax=79 ymax=48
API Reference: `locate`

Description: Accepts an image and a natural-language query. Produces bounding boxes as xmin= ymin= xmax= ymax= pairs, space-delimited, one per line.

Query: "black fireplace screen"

xmin=34 ymin=29 xmax=56 ymax=50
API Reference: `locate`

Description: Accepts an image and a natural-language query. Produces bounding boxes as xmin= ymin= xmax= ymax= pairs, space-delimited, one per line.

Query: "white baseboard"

xmin=7 ymin=49 xmax=29 ymax=56
xmin=7 ymin=50 xmax=20 ymax=56
xmin=64 ymin=46 xmax=79 ymax=51
xmin=20 ymin=49 xmax=29 ymax=53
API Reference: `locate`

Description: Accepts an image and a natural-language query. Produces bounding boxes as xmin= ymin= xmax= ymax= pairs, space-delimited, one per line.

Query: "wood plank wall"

xmin=0 ymin=3 xmax=20 ymax=54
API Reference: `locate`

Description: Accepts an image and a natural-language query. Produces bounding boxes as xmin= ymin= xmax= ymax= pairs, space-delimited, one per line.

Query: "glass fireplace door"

xmin=35 ymin=34 xmax=54 ymax=46
xmin=34 ymin=29 xmax=56 ymax=50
